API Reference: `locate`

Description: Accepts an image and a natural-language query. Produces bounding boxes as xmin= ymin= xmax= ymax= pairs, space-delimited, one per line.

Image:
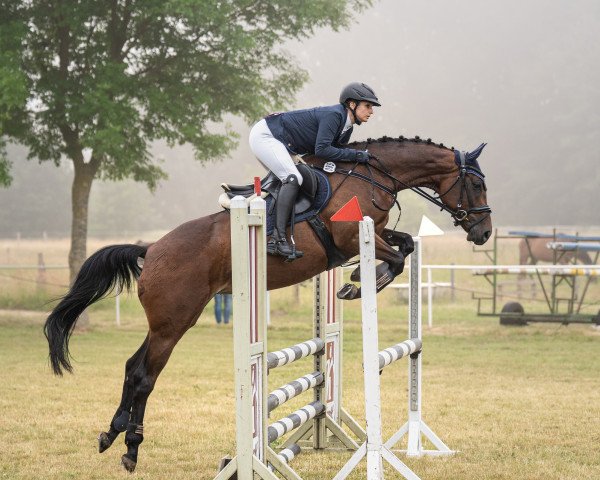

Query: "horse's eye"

xmin=473 ymin=182 xmax=483 ymax=192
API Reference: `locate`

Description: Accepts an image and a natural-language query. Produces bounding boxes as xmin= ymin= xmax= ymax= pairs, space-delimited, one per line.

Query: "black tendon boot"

xmin=267 ymin=174 xmax=304 ymax=261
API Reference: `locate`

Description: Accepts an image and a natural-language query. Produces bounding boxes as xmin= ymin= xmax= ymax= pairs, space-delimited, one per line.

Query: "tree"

xmin=0 ymin=0 xmax=370 ymax=281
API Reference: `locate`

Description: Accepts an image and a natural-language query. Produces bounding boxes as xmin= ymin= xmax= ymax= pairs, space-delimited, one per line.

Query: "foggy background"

xmin=2 ymin=0 xmax=599 ymax=239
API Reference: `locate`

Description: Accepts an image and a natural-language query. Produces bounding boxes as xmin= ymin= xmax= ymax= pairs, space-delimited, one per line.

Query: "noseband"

xmin=432 ymin=150 xmax=492 ymax=227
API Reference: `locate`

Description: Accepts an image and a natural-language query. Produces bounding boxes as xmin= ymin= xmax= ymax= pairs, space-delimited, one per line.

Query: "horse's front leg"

xmin=349 ymin=229 xmax=414 ymax=281
xmin=338 ymin=234 xmax=409 ymax=300
xmin=381 ymin=228 xmax=415 ymax=257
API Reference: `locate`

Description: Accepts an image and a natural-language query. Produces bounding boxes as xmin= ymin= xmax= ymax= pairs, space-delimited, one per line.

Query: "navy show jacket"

xmin=264 ymin=104 xmax=363 ymax=162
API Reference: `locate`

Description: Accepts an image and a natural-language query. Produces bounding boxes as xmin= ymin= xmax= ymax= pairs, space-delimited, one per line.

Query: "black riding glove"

xmin=355 ymin=150 xmax=370 ymax=163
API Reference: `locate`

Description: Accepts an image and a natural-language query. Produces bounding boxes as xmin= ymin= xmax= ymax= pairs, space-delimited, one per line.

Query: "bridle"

xmin=329 ymin=150 xmax=492 ymax=230
xmin=413 ymin=150 xmax=492 ymax=227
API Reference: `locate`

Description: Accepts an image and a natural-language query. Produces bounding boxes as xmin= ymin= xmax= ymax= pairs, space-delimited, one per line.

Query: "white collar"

xmin=341 ymin=113 xmax=352 ymax=134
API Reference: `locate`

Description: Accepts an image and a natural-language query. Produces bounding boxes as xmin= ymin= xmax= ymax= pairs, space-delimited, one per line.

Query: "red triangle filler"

xmin=331 ymin=196 xmax=364 ymax=222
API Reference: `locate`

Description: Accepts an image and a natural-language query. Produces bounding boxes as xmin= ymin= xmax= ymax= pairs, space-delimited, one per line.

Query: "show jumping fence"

xmin=215 ymin=196 xmax=363 ymax=480
xmin=216 ymin=195 xmax=453 ymax=479
xmin=332 ymin=218 xmax=453 ymax=480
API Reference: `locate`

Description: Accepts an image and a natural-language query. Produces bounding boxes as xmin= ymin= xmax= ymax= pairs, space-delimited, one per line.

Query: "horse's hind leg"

xmin=120 ymin=329 xmax=185 ymax=472
xmin=98 ymin=334 xmax=149 ymax=453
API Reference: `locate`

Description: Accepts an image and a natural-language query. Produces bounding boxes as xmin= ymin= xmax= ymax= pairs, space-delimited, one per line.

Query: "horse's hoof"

xmin=121 ymin=454 xmax=137 ymax=473
xmin=337 ymin=283 xmax=360 ymax=300
xmin=98 ymin=432 xmax=112 ymax=453
xmin=350 ymin=267 xmax=361 ymax=282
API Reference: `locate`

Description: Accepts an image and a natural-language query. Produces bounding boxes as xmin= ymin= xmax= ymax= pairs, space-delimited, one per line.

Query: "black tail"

xmin=44 ymin=244 xmax=148 ymax=376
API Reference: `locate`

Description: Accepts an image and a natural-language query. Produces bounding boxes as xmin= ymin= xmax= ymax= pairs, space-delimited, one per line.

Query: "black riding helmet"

xmin=339 ymin=82 xmax=381 ymax=125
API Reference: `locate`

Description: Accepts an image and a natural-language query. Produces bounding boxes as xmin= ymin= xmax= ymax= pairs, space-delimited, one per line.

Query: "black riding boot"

xmin=267 ymin=174 xmax=304 ymax=261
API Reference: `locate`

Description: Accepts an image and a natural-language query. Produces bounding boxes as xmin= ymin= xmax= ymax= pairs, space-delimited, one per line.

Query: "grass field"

xmin=1 ymin=233 xmax=599 ymax=479
xmin=1 ymin=287 xmax=599 ymax=480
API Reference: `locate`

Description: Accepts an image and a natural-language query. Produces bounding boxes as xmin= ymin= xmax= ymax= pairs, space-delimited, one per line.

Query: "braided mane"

xmin=348 ymin=135 xmax=454 ymax=151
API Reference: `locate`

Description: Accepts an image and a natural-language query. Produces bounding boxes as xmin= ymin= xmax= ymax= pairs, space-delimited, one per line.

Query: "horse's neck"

xmin=374 ymin=143 xmax=456 ymax=192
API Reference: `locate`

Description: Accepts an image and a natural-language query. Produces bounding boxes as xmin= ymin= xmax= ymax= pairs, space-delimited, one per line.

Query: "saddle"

xmin=219 ymin=163 xmax=348 ymax=269
xmin=219 ymin=163 xmax=323 ymax=219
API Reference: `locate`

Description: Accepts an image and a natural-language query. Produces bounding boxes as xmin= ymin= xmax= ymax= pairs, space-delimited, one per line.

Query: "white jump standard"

xmin=386 ymin=236 xmax=454 ymax=458
xmin=216 ymin=195 xmax=361 ymax=480
xmin=333 ymin=218 xmax=423 ymax=480
xmin=333 ymin=220 xmax=453 ymax=480
xmin=214 ymin=196 xmax=273 ymax=480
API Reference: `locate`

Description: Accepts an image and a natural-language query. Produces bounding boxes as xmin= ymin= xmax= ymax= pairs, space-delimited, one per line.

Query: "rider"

xmin=249 ymin=82 xmax=381 ymax=260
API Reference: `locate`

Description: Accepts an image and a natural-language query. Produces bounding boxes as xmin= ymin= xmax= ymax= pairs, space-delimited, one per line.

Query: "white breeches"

xmin=249 ymin=119 xmax=303 ymax=185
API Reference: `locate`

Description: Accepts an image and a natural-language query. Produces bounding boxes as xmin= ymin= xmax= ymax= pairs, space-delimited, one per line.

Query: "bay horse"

xmin=519 ymin=237 xmax=593 ymax=265
xmin=44 ymin=136 xmax=493 ymax=472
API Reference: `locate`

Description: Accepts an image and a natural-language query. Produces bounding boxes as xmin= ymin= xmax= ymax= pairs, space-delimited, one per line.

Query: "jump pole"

xmin=283 ymin=268 xmax=365 ymax=451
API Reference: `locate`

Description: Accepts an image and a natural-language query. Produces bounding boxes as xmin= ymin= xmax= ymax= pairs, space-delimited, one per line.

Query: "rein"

xmin=368 ymin=150 xmax=492 ymax=227
xmin=325 ymin=150 xmax=491 ymax=229
xmin=323 ymin=158 xmax=403 ymax=232
xmin=331 ymin=163 xmax=398 ymax=210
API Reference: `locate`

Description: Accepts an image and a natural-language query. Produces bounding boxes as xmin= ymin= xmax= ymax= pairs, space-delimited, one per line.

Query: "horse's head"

xmin=362 ymin=137 xmax=493 ymax=245
xmin=327 ymin=136 xmax=493 ymax=245
xmin=437 ymin=143 xmax=492 ymax=245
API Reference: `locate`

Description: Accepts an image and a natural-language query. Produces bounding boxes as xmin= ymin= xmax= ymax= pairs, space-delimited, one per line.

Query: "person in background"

xmin=214 ymin=293 xmax=232 ymax=325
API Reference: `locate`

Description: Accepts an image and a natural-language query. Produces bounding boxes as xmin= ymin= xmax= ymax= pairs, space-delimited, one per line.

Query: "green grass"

xmin=1 ymin=233 xmax=599 ymax=478
xmin=1 ymin=285 xmax=599 ymax=480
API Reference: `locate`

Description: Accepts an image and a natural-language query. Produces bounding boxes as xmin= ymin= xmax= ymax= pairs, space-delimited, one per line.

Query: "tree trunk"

xmin=68 ymin=164 xmax=96 ymax=329
xmin=69 ymin=166 xmax=94 ymax=282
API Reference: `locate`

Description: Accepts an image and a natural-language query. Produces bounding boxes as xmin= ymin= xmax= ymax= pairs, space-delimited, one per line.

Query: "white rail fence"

xmin=3 ymin=263 xmax=598 ymax=329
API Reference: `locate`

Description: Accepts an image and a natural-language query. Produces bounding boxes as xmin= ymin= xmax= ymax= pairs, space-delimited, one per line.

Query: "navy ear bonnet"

xmin=454 ymin=143 xmax=486 ymax=180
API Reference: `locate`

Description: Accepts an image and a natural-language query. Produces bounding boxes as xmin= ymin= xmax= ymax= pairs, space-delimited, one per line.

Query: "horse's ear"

xmin=466 ymin=143 xmax=487 ymax=161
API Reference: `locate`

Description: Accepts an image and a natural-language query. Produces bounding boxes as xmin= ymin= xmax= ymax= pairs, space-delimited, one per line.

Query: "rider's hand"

xmin=355 ymin=150 xmax=370 ymax=163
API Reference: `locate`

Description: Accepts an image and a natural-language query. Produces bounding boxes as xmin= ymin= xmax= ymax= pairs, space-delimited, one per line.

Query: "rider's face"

xmin=350 ymin=101 xmax=374 ymax=123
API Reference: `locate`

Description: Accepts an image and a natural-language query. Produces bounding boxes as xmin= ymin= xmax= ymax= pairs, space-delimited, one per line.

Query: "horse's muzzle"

xmin=467 ymin=224 xmax=492 ymax=245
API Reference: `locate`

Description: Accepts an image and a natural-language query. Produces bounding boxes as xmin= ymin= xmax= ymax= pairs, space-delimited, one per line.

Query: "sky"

xmin=149 ymin=0 xmax=599 ymax=232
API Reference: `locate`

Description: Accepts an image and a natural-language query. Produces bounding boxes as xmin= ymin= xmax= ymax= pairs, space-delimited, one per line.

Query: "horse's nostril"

xmin=483 ymin=230 xmax=491 ymax=242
